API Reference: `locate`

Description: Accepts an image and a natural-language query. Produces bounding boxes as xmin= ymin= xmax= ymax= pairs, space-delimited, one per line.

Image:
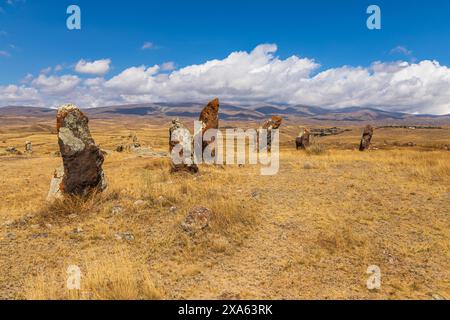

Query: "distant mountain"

xmin=1 ymin=103 xmax=449 ymax=124
xmin=0 ymin=106 xmax=55 ymax=117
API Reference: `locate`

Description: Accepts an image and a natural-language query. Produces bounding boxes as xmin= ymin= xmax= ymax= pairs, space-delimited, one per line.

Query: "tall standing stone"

xmin=47 ymin=104 xmax=107 ymax=201
xmin=359 ymin=125 xmax=374 ymax=151
xmin=198 ymin=98 xmax=220 ymax=156
xmin=260 ymin=116 xmax=283 ymax=152
xmin=169 ymin=119 xmax=199 ymax=174
xmin=296 ymin=128 xmax=311 ymax=150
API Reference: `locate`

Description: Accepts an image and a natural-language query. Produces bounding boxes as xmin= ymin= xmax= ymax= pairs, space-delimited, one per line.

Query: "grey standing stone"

xmin=169 ymin=119 xmax=199 ymax=174
xmin=25 ymin=141 xmax=33 ymax=154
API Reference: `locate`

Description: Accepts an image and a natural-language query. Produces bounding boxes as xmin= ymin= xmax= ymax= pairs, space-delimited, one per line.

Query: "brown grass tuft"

xmin=305 ymin=143 xmax=327 ymax=155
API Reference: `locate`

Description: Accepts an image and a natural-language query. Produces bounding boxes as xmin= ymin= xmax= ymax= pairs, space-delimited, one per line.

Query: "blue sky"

xmin=1 ymin=0 xmax=450 ymax=114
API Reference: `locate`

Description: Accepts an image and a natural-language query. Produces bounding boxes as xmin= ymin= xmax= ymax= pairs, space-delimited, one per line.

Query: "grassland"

xmin=0 ymin=117 xmax=449 ymax=300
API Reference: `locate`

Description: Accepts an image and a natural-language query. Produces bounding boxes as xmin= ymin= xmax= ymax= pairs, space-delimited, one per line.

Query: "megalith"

xmin=359 ymin=125 xmax=374 ymax=151
xmin=47 ymin=104 xmax=107 ymax=201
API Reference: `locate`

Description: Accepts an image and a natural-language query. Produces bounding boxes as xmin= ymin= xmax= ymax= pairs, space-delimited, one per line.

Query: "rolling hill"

xmin=0 ymin=103 xmax=449 ymax=124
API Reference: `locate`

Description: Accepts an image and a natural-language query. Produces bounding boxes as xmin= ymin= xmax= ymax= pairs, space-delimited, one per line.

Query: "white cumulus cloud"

xmin=0 ymin=85 xmax=41 ymax=105
xmin=2 ymin=44 xmax=450 ymax=115
xmin=32 ymin=74 xmax=81 ymax=95
xmin=75 ymin=59 xmax=111 ymax=75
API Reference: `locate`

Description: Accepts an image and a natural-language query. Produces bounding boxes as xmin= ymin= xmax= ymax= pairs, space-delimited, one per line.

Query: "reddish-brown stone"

xmin=296 ymin=128 xmax=311 ymax=150
xmin=47 ymin=104 xmax=107 ymax=201
xmin=262 ymin=116 xmax=283 ymax=130
xmin=199 ymin=98 xmax=220 ymax=156
xmin=259 ymin=116 xmax=283 ymax=152
xmin=359 ymin=125 xmax=374 ymax=151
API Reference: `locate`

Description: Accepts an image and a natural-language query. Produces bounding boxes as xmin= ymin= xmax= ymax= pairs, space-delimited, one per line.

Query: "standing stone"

xmin=47 ymin=104 xmax=107 ymax=201
xmin=131 ymin=133 xmax=141 ymax=148
xmin=25 ymin=141 xmax=33 ymax=154
xmin=198 ymin=98 xmax=220 ymax=156
xmin=296 ymin=128 xmax=311 ymax=150
xmin=359 ymin=125 xmax=374 ymax=151
xmin=169 ymin=119 xmax=198 ymax=174
xmin=262 ymin=116 xmax=283 ymax=131
xmin=259 ymin=116 xmax=283 ymax=152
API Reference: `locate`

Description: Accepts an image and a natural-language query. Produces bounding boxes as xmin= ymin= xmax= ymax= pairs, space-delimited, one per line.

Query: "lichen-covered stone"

xmin=169 ymin=119 xmax=198 ymax=173
xmin=25 ymin=141 xmax=33 ymax=154
xmin=47 ymin=104 xmax=107 ymax=200
xmin=181 ymin=206 xmax=212 ymax=233
xmin=359 ymin=125 xmax=374 ymax=151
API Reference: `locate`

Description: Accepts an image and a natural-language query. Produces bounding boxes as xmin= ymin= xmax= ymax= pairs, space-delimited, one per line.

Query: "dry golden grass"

xmin=25 ymin=252 xmax=164 ymax=300
xmin=0 ymin=117 xmax=449 ymax=300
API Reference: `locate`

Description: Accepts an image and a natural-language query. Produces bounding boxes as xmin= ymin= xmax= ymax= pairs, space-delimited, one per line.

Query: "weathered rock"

xmin=47 ymin=104 xmax=107 ymax=201
xmin=296 ymin=128 xmax=311 ymax=150
xmin=46 ymin=165 xmax=64 ymax=201
xmin=262 ymin=116 xmax=283 ymax=131
xmin=25 ymin=141 xmax=33 ymax=154
xmin=359 ymin=125 xmax=374 ymax=151
xmin=198 ymin=98 xmax=220 ymax=157
xmin=133 ymin=200 xmax=146 ymax=207
xmin=259 ymin=116 xmax=283 ymax=152
xmin=303 ymin=161 xmax=314 ymax=170
xmin=5 ymin=147 xmax=21 ymax=155
xmin=116 ymin=132 xmax=141 ymax=152
xmin=169 ymin=119 xmax=199 ymax=173
xmin=181 ymin=206 xmax=212 ymax=233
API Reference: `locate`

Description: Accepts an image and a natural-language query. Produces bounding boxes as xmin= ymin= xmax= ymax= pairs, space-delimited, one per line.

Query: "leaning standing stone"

xmin=47 ymin=104 xmax=107 ymax=201
xmin=359 ymin=125 xmax=374 ymax=151
xmin=198 ymin=98 xmax=220 ymax=157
